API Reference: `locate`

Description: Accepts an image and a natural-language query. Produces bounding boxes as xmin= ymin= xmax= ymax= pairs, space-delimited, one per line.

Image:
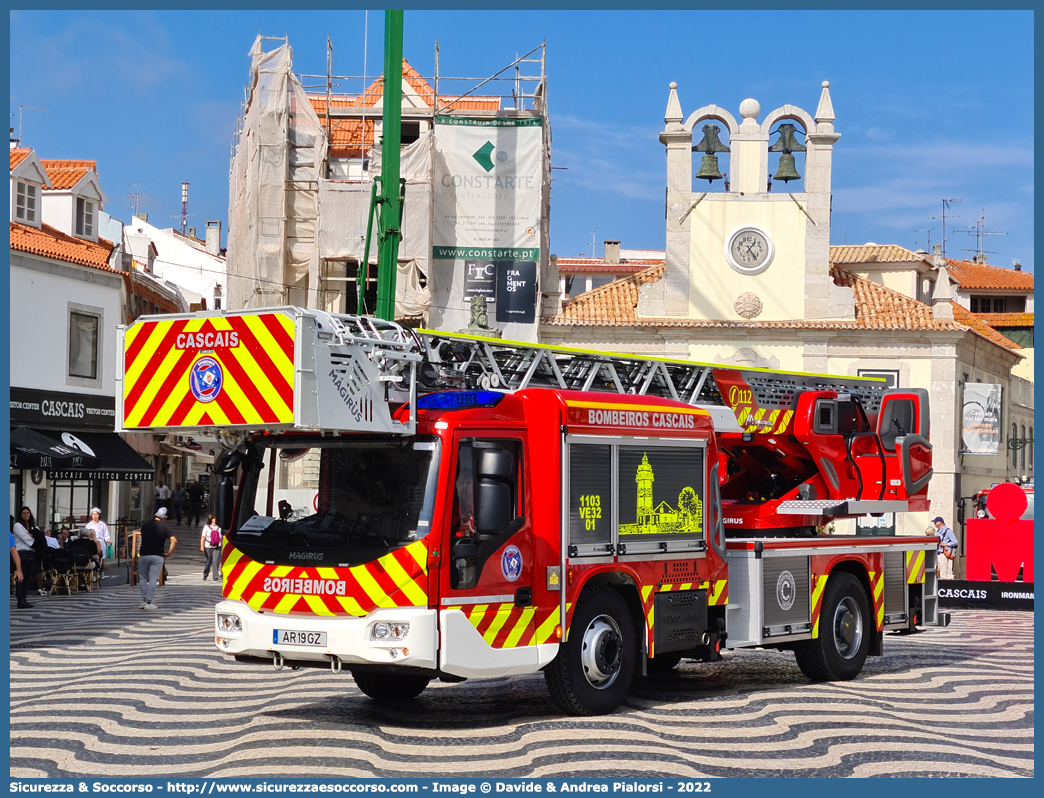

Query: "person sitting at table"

xmin=55 ymin=528 xmax=70 ymax=549
xmin=85 ymin=530 xmax=103 ymax=569
xmin=44 ymin=529 xmax=60 ymax=549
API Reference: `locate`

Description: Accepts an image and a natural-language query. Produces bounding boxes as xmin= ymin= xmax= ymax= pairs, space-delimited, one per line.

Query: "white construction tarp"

xmin=227 ymin=37 xmax=326 ymax=309
xmin=429 ymin=117 xmax=544 ymax=338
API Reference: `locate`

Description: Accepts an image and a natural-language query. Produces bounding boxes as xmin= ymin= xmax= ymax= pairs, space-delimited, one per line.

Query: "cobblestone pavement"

xmin=9 ymin=541 xmax=1033 ymax=778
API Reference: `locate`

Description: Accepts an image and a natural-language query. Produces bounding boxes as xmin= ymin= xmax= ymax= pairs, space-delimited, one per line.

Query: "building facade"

xmin=539 ymin=82 xmax=1032 ymax=577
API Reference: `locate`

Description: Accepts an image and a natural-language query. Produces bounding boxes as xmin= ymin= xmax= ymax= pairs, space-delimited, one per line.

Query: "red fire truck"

xmin=118 ymin=307 xmax=941 ymax=715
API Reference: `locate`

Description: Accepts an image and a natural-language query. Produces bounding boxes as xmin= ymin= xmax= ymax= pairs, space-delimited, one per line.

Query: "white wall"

xmin=10 ymin=253 xmax=123 ymax=396
xmin=125 ymin=216 xmax=227 ymax=309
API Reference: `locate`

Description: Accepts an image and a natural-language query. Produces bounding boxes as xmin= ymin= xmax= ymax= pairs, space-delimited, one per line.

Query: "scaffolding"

xmin=226 ymin=33 xmax=550 ymax=325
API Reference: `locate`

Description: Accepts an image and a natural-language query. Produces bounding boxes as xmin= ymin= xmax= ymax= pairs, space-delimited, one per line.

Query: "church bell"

xmin=769 ymin=123 xmax=806 ymax=183
xmin=695 ymin=154 xmax=724 ymax=182
xmin=773 ymin=154 xmax=801 ymax=183
xmin=693 ymin=123 xmax=729 ymax=183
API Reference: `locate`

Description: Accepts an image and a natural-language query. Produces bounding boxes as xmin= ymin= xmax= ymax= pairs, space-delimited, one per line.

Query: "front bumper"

xmin=214 ymin=600 xmax=438 ymax=670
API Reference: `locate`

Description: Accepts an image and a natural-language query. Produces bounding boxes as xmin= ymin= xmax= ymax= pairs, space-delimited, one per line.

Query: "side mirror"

xmin=211 ymin=475 xmax=235 ymax=530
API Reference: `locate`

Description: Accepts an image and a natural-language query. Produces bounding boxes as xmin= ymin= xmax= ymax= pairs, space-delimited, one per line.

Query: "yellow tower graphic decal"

xmin=636 ymin=452 xmax=654 ymax=525
xmin=620 ymin=452 xmax=703 ymax=536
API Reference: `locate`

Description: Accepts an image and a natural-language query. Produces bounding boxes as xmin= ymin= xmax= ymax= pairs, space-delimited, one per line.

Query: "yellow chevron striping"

xmin=247 ymin=592 xmax=271 ymax=611
xmin=467 ymin=605 xmax=489 ymax=625
xmin=405 ymin=540 xmax=429 ymax=572
xmin=243 ymin=313 xmax=295 ymax=377
xmin=482 ymin=606 xmax=512 ymax=645
xmin=350 ymin=564 xmax=398 ymax=609
xmin=336 ymin=596 xmax=367 ymax=616
xmin=810 ymin=574 xmax=829 ymax=638
xmin=229 ymin=560 xmax=264 ymax=601
xmin=533 ymin=609 xmax=560 ymax=645
xmin=503 ymin=606 xmax=535 ymax=648
xmin=303 ymin=595 xmax=337 ymax=616
xmin=641 ymin=586 xmax=653 ymax=602
xmin=379 ymin=551 xmax=427 ymax=606
xmin=274 ymin=594 xmax=299 ymax=614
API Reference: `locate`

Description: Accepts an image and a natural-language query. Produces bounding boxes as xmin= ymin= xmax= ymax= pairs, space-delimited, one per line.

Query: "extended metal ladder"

xmin=412 ymin=328 xmax=887 ymax=417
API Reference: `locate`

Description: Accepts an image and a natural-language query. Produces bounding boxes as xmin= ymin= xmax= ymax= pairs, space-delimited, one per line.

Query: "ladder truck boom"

xmin=118 ymin=307 xmax=940 ymax=715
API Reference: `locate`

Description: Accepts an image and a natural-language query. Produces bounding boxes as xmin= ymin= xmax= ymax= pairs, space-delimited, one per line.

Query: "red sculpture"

xmin=965 ymin=482 xmax=1034 ymax=582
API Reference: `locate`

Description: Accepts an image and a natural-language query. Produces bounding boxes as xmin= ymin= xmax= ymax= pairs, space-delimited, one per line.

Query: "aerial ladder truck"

xmin=117 ymin=306 xmax=941 ymax=715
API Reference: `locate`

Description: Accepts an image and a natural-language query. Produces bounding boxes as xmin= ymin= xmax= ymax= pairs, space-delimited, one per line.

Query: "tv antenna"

xmin=127 ymin=184 xmax=146 ymax=216
xmin=960 ymin=211 xmax=1006 ymax=263
xmin=17 ymin=105 xmax=48 ymax=142
xmin=912 ymin=228 xmax=935 ymax=252
xmin=929 ymin=198 xmax=961 ymax=258
xmin=589 ymin=230 xmax=596 ymax=259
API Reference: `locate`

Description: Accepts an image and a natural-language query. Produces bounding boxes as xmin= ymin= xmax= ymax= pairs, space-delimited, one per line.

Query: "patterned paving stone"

xmin=9 ymin=575 xmax=1033 ymax=779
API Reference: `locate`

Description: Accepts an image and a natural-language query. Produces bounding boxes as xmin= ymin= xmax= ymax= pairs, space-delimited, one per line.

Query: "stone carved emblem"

xmin=734 ymin=292 xmax=763 ymax=319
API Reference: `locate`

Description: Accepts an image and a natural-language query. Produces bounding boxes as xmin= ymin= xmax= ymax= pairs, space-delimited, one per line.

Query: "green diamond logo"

xmin=473 ymin=140 xmax=495 ymax=172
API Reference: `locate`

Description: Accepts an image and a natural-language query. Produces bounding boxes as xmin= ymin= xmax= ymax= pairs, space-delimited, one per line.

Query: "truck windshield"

xmin=232 ymin=435 xmax=441 ymax=564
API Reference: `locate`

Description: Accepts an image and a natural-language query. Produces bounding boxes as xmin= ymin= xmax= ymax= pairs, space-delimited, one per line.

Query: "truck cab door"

xmin=437 ymin=431 xmax=538 ymax=678
xmin=876 ymin=389 xmax=932 ymax=501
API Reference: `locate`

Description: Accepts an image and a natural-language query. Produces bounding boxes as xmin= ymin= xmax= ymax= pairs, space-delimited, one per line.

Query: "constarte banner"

xmin=433 ymin=116 xmax=542 ymax=324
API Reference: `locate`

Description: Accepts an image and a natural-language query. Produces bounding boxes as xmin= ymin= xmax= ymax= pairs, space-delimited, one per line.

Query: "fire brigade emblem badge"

xmin=776 ymin=570 xmax=796 ymax=611
xmin=502 ymin=545 xmax=523 ymax=582
xmin=190 ymin=357 xmax=224 ymax=403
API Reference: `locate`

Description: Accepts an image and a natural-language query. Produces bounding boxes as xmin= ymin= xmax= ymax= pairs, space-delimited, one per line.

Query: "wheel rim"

xmin=832 ymin=596 xmax=863 ymax=659
xmin=580 ymin=614 xmax=623 ymax=689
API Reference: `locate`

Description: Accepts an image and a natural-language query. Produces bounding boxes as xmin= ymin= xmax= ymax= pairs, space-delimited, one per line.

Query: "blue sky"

xmin=10 ymin=9 xmax=1034 ymax=271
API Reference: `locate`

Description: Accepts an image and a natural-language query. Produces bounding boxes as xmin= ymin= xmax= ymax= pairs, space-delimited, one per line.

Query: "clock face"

xmin=726 ymin=226 xmax=774 ymax=275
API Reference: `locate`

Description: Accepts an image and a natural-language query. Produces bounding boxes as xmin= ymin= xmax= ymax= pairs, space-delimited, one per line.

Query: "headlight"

xmin=370 ymin=621 xmax=409 ymax=641
xmin=217 ymin=613 xmax=242 ymax=634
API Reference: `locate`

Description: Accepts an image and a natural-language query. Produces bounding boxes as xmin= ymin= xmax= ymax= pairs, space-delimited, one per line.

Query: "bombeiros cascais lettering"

xmin=262 ymin=577 xmax=347 ymax=596
xmin=586 ymin=408 xmax=696 ymax=429
xmin=176 ymin=331 xmax=240 ymax=350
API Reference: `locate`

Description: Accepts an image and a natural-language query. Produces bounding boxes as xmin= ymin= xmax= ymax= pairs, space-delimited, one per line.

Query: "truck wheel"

xmin=794 ymin=572 xmax=870 ymax=681
xmin=645 ymin=651 xmax=684 ymax=675
xmin=544 ymin=586 xmax=637 ymax=715
xmin=351 ymin=670 xmax=430 ymax=702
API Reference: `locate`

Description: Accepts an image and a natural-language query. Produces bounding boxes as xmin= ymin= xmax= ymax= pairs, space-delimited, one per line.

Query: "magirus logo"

xmin=473 ymin=140 xmax=509 ymax=172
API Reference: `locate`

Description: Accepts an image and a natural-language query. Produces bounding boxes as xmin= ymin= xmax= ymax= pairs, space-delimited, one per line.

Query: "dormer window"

xmin=76 ymin=197 xmax=95 ymax=238
xmin=15 ymin=181 xmax=37 ymax=223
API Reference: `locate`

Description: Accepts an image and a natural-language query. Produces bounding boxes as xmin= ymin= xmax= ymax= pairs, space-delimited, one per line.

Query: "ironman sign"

xmin=122 ymin=312 xmax=296 ymax=429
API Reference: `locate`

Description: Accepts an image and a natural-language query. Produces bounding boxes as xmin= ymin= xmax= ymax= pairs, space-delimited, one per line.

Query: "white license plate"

xmin=274 ymin=629 xmax=327 ymax=647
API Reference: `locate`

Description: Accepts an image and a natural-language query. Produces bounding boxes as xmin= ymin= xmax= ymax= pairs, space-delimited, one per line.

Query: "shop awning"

xmin=19 ymin=429 xmax=155 ymax=482
xmin=10 ymin=427 xmax=100 ymax=470
xmin=160 ymin=442 xmax=215 ymax=464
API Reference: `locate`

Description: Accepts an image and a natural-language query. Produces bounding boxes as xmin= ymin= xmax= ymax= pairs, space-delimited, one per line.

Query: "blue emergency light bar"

xmin=416 ymin=391 xmax=504 ymax=411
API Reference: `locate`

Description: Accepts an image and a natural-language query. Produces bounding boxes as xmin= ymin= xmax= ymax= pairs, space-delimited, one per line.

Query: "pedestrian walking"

xmin=153 ymin=482 xmax=171 ymax=515
xmin=12 ymin=507 xmax=40 ymax=608
xmin=131 ymin=508 xmax=178 ymax=611
xmin=933 ymin=516 xmax=958 ymax=580
xmin=200 ymin=513 xmax=223 ymax=582
xmin=170 ymin=484 xmax=187 ymax=526
xmin=186 ymin=480 xmax=204 ymax=528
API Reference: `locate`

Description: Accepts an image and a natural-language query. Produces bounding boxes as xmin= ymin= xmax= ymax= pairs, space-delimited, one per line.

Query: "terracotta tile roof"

xmin=552 ymin=264 xmax=665 ymax=325
xmin=829 ymin=244 xmax=928 ymax=264
xmin=555 ymin=254 xmax=664 ymax=276
xmin=945 ymin=258 xmax=1034 ymax=291
xmin=10 ymin=148 xmax=31 ymax=171
xmin=39 ymin=159 xmax=97 ymax=191
xmin=951 ymin=304 xmax=1021 ymax=350
xmin=544 ymin=262 xmax=1023 ymax=352
xmin=308 ymin=59 xmax=500 ymax=159
xmin=970 ymin=311 xmax=1034 ymax=327
xmin=10 ymin=222 xmax=116 ymax=272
